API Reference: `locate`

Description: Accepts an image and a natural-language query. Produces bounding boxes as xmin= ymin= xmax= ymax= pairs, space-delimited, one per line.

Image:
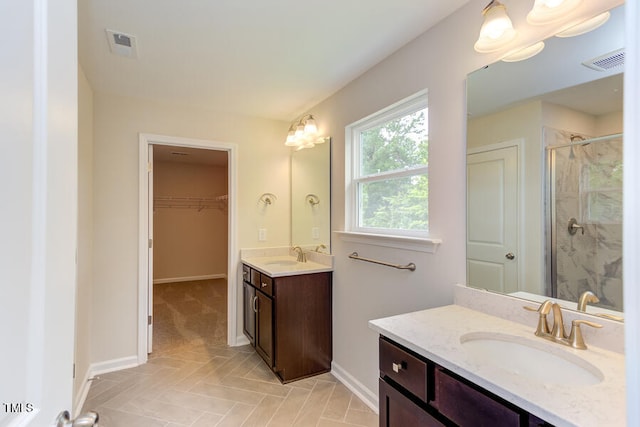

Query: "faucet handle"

xmin=523 ymin=302 xmax=553 ymax=336
xmin=567 ymin=319 xmax=603 ymax=349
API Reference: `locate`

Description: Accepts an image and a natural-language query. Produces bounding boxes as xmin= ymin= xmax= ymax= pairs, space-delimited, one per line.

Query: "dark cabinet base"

xmin=243 ymin=265 xmax=332 ymax=384
xmin=379 ymin=336 xmax=554 ymax=427
xmin=380 ymin=379 xmax=445 ymax=427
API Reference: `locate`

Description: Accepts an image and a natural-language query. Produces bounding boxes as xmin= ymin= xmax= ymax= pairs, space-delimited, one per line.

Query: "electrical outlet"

xmin=259 ymin=228 xmax=267 ymax=241
xmin=312 ymin=227 xmax=320 ymax=239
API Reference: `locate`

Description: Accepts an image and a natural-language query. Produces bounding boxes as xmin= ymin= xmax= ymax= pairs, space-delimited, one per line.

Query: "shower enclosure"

xmin=546 ymin=129 xmax=623 ymax=311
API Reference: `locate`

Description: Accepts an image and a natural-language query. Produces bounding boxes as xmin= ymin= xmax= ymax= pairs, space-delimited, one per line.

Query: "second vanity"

xmin=241 ymin=248 xmax=333 ymax=383
xmin=369 ymin=289 xmax=626 ymax=427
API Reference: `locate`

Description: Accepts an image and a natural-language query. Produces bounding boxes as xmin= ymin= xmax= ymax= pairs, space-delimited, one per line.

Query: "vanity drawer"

xmin=258 ymin=274 xmax=273 ymax=296
xmin=379 ymin=337 xmax=428 ymax=402
xmin=432 ymin=367 xmax=520 ymax=427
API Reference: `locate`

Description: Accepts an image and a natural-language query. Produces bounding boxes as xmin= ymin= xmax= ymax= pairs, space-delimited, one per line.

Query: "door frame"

xmin=467 ymin=139 xmax=525 ymax=292
xmin=137 ymin=133 xmax=238 ymax=364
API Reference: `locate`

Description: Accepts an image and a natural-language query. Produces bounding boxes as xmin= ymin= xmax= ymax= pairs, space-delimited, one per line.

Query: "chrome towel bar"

xmin=348 ymin=252 xmax=416 ymax=271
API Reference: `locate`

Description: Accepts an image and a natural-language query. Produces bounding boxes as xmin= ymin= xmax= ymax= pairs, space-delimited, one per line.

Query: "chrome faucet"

xmin=524 ymin=300 xmax=602 ymax=349
xmin=577 ymin=290 xmax=600 ymax=312
xmin=292 ymin=245 xmax=307 ymax=262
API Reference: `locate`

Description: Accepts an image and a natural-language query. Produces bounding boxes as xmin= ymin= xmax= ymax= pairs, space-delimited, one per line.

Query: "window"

xmin=346 ymin=91 xmax=428 ymax=238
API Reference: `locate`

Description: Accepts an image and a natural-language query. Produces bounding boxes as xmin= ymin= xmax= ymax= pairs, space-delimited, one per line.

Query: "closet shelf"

xmin=154 ymin=195 xmax=228 ymax=211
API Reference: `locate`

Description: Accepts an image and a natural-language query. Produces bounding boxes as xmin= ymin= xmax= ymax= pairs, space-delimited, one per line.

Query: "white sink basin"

xmin=263 ymin=259 xmax=298 ymax=267
xmin=460 ymin=332 xmax=604 ymax=386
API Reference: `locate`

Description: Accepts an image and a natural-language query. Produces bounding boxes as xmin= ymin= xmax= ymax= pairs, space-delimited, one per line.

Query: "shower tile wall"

xmin=548 ymin=128 xmax=623 ymax=311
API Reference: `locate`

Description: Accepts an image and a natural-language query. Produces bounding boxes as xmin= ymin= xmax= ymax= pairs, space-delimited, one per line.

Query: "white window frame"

xmin=345 ymin=90 xmax=432 ymax=242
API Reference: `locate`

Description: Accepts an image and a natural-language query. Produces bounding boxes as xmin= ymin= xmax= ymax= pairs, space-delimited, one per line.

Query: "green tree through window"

xmin=347 ymin=93 xmax=429 ymax=237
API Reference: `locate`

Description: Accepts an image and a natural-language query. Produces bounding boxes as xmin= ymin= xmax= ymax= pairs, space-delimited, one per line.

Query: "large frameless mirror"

xmin=466 ymin=5 xmax=624 ymax=319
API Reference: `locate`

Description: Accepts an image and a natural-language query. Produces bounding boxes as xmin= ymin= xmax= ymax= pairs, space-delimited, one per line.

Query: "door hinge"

xmin=148 ymin=238 xmax=153 ymax=248
xmin=73 ymin=363 xmax=76 ymax=379
xmin=148 ymin=315 xmax=153 ymax=325
xmin=147 ymin=161 xmax=152 ymax=172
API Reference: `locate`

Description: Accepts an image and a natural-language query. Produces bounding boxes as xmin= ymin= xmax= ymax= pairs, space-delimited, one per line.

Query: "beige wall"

xmin=75 ymin=66 xmax=94 ymax=406
xmin=91 ymin=92 xmax=289 ymax=363
xmin=153 ymin=161 xmax=228 ymax=281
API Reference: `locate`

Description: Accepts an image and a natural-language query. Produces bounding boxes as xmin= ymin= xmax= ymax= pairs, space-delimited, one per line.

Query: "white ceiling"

xmin=78 ymin=0 xmax=469 ymax=122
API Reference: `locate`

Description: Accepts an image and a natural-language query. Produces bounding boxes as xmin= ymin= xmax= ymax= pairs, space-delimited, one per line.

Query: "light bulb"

xmin=474 ymin=1 xmax=516 ymax=53
xmin=303 ymin=116 xmax=318 ymax=135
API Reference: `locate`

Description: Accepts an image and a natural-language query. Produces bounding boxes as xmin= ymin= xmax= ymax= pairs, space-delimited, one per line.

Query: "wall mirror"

xmin=291 ymin=139 xmax=331 ymax=252
xmin=466 ymin=5 xmax=624 ymax=319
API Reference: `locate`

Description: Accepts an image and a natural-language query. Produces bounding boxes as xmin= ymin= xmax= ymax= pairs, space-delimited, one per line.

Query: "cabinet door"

xmin=379 ymin=379 xmax=444 ymax=427
xmin=243 ymin=281 xmax=256 ymax=346
xmin=255 ymin=290 xmax=273 ymax=367
xmin=273 ymin=272 xmax=332 ymax=382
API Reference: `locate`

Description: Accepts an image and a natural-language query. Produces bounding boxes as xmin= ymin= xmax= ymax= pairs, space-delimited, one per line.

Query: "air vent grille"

xmin=106 ymin=29 xmax=138 ymax=58
xmin=582 ymin=48 xmax=624 ymax=71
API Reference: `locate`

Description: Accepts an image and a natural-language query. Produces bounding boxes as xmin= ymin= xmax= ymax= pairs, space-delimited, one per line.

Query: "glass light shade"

xmin=555 ymin=12 xmax=610 ymax=37
xmin=295 ymin=123 xmax=305 ymax=138
xmin=285 ymin=131 xmax=298 ymax=146
xmin=474 ymin=2 xmax=517 ymax=53
xmin=502 ymin=41 xmax=545 ymax=62
xmin=303 ymin=116 xmax=318 ymax=135
xmin=527 ymin=0 xmax=582 ymax=25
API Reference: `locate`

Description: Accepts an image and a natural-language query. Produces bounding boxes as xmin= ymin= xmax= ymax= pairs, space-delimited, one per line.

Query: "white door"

xmin=0 ymin=0 xmax=78 ymax=425
xmin=467 ymin=145 xmax=519 ymax=293
xmin=147 ymin=145 xmax=154 ymax=352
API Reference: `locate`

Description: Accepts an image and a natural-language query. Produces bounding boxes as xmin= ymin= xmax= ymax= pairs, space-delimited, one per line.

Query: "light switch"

xmin=312 ymin=227 xmax=320 ymax=239
xmin=259 ymin=228 xmax=267 ymax=241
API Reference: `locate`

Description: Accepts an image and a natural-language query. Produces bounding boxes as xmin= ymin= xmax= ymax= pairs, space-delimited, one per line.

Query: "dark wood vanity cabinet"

xmin=242 ymin=264 xmax=332 ymax=383
xmin=379 ymin=336 xmax=553 ymax=427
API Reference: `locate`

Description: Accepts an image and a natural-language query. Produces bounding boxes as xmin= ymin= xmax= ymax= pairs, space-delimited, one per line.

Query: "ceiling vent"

xmin=582 ymin=48 xmax=624 ymax=71
xmin=106 ymin=29 xmax=138 ymax=58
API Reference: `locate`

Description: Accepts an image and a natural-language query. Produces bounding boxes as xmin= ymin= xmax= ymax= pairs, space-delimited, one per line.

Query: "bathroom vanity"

xmin=370 ymin=301 xmax=626 ymax=427
xmin=241 ymin=255 xmax=332 ymax=383
xmin=378 ymin=335 xmax=549 ymax=426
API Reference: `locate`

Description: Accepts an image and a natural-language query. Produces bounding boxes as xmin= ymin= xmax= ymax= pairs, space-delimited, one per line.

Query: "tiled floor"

xmin=82 ymin=280 xmax=378 ymax=427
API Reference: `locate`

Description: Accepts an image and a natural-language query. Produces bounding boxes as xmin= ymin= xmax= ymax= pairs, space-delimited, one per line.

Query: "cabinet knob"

xmin=392 ymin=362 xmax=404 ymax=373
xmin=261 ymin=282 xmax=268 ymax=288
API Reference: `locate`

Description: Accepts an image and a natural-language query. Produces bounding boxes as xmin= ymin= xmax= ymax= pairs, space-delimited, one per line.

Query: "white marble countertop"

xmin=242 ymin=255 xmax=333 ymax=277
xmin=369 ymin=305 xmax=626 ymax=427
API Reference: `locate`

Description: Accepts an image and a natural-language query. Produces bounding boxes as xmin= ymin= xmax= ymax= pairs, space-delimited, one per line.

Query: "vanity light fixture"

xmin=555 ymin=11 xmax=610 ymax=37
xmin=474 ymin=0 xmax=517 ymax=53
xmin=527 ymin=0 xmax=582 ymax=25
xmin=502 ymin=41 xmax=545 ymax=62
xmin=284 ymin=114 xmax=328 ymax=150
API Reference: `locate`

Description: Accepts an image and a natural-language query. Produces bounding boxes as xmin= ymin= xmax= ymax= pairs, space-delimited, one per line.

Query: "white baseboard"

xmin=234 ymin=335 xmax=250 ymax=346
xmin=331 ymin=361 xmax=379 ymax=413
xmin=89 ymin=355 xmax=139 ymax=377
xmin=71 ymin=355 xmax=139 ymax=418
xmin=73 ymin=367 xmax=93 ymax=417
xmin=153 ymin=274 xmax=226 ymax=284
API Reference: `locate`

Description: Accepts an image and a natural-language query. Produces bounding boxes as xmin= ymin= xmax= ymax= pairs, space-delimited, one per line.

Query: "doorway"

xmin=151 ymin=145 xmax=229 ymax=354
xmin=138 ymin=134 xmax=239 ymax=365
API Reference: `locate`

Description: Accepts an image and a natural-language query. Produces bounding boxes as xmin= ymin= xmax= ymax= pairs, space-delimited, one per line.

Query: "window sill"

xmin=334 ymin=231 xmax=441 ymax=254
